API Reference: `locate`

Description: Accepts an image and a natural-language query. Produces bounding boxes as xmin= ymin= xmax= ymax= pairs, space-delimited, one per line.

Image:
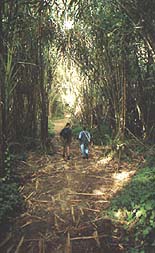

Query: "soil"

xmin=0 ymin=118 xmax=141 ymax=253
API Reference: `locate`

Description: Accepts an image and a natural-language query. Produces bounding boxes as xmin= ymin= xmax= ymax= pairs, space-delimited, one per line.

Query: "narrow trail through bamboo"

xmin=0 ymin=117 xmax=138 ymax=253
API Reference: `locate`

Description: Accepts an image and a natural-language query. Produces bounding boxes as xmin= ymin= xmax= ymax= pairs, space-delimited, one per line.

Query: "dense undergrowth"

xmin=0 ymin=181 xmax=24 ymax=226
xmin=0 ymin=148 xmax=25 ymax=227
xmin=107 ymin=166 xmax=155 ymax=252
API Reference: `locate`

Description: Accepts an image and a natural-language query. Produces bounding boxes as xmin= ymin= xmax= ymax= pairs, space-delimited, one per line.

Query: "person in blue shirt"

xmin=78 ymin=126 xmax=91 ymax=159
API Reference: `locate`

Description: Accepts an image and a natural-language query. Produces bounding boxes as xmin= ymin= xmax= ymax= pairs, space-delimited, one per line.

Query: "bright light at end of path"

xmin=61 ymin=89 xmax=76 ymax=107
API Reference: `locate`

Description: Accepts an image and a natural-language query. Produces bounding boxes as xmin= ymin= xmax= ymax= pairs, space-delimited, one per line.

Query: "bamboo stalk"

xmin=65 ymin=232 xmax=72 ymax=253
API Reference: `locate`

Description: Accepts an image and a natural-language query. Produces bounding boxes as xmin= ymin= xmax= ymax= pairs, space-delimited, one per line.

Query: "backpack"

xmin=60 ymin=127 xmax=71 ymax=140
xmin=80 ymin=131 xmax=91 ymax=145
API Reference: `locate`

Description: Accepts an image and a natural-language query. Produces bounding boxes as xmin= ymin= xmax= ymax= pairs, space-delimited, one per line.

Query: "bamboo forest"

xmin=0 ymin=0 xmax=155 ymax=252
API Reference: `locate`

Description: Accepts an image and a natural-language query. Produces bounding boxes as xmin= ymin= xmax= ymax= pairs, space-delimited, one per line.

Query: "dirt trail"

xmin=1 ymin=118 xmax=139 ymax=253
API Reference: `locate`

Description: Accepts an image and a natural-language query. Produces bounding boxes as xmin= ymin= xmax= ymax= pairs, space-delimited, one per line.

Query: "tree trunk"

xmin=0 ymin=0 xmax=6 ymax=175
xmin=39 ymin=2 xmax=48 ymax=149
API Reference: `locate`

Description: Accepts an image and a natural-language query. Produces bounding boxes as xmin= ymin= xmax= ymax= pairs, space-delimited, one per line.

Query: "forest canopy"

xmin=0 ymin=0 xmax=155 ymax=171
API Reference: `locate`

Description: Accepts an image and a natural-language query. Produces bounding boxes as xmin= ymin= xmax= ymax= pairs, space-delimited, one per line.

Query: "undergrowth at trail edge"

xmin=0 ymin=148 xmax=25 ymax=228
xmin=107 ymin=166 xmax=155 ymax=253
xmin=0 ymin=182 xmax=24 ymax=225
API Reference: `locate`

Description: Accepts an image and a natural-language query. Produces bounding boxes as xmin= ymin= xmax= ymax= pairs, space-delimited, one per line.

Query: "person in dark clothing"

xmin=78 ymin=126 xmax=91 ymax=159
xmin=60 ymin=122 xmax=72 ymax=160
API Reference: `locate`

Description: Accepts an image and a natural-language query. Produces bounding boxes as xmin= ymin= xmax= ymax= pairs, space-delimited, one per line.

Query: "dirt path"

xmin=1 ymin=119 xmax=139 ymax=253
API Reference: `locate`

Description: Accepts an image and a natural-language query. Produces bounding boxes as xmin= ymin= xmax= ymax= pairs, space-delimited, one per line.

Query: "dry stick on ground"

xmin=14 ymin=236 xmax=24 ymax=253
xmin=65 ymin=232 xmax=72 ymax=253
xmin=20 ymin=216 xmax=48 ymax=229
xmin=70 ymin=233 xmax=108 ymax=241
xmin=6 ymin=244 xmax=14 ymax=253
xmin=21 ymin=220 xmax=33 ymax=228
xmin=54 ymin=213 xmax=66 ymax=223
xmin=31 ymin=199 xmax=53 ymax=203
xmin=26 ymin=214 xmax=46 ymax=221
xmin=71 ymin=206 xmax=76 ymax=223
xmin=80 ymin=207 xmax=100 ymax=213
xmin=68 ymin=192 xmax=106 ymax=196
xmin=24 ymin=191 xmax=35 ymax=201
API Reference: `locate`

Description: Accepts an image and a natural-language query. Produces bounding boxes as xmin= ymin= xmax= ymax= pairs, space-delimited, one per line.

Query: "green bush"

xmin=0 ymin=181 xmax=24 ymax=225
xmin=91 ymin=124 xmax=112 ymax=145
xmin=107 ymin=167 xmax=155 ymax=251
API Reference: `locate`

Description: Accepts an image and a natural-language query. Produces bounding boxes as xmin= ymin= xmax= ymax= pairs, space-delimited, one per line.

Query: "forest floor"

xmin=1 ymin=118 xmax=143 ymax=253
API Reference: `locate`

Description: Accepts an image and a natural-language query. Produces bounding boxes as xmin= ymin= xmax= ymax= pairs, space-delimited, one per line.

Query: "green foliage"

xmin=143 ymin=146 xmax=155 ymax=168
xmin=0 ymin=146 xmax=25 ymax=225
xmin=91 ymin=124 xmax=112 ymax=145
xmin=48 ymin=120 xmax=55 ymax=138
xmin=0 ymin=181 xmax=24 ymax=225
xmin=52 ymin=105 xmax=64 ymax=119
xmin=107 ymin=166 xmax=155 ymax=250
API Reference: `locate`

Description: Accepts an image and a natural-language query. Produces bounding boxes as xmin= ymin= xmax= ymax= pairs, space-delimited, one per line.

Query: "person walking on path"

xmin=78 ymin=126 xmax=91 ymax=159
xmin=60 ymin=122 xmax=72 ymax=160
